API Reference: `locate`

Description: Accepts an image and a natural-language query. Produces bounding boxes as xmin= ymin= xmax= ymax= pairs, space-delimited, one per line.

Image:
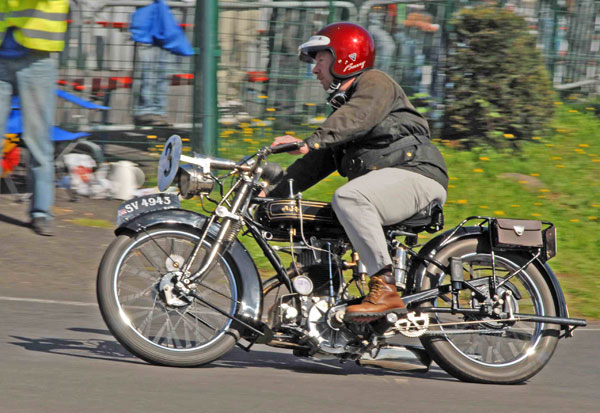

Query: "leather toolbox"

xmin=491 ymin=218 xmax=544 ymax=249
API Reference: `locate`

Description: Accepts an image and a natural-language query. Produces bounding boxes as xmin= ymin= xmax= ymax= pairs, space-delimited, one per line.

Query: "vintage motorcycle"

xmin=97 ymin=135 xmax=586 ymax=384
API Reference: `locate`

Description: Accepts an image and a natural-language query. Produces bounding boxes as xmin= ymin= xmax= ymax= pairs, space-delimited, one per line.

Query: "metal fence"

xmin=50 ymin=0 xmax=600 ymax=159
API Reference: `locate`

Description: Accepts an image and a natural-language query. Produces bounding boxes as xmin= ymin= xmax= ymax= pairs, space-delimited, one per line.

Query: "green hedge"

xmin=443 ymin=6 xmax=555 ymax=149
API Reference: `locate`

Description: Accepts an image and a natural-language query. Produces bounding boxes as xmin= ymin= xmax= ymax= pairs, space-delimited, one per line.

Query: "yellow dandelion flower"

xmin=146 ymin=135 xmax=157 ymax=139
xmin=530 ymin=173 xmax=539 ymax=177
xmin=579 ymin=144 xmax=590 ymax=148
xmin=504 ymin=134 xmax=515 ymax=139
xmin=479 ymin=205 xmax=489 ymax=209
xmin=518 ymin=180 xmax=528 ymax=184
xmin=531 ymin=213 xmax=542 ymax=217
xmin=593 ymin=159 xmax=600 ymax=163
xmin=589 ymin=216 xmax=598 ymax=221
xmin=591 ymin=204 xmax=600 ymax=208
xmin=551 ymin=156 xmax=562 ymax=160
xmin=285 ymin=131 xmax=295 ymax=135
xmin=532 ymin=136 xmax=542 ymax=140
xmin=494 ymin=211 xmax=505 ymax=215
xmin=511 ymin=204 xmax=521 ymax=208
xmin=585 ymin=107 xmax=595 ymax=110
xmin=554 ymin=101 xmax=563 ymax=105
xmin=258 ymin=95 xmax=268 ymax=99
xmin=457 ymin=199 xmax=468 ymax=204
xmin=266 ymin=108 xmax=276 ymax=112
xmin=448 ymin=184 xmax=456 ymax=188
xmin=473 ymin=168 xmax=484 ymax=173
xmin=569 ymin=110 xmax=578 ymax=113
xmin=540 ymin=189 xmax=550 ymax=193
xmin=574 ymin=149 xmax=585 ymax=153
xmin=479 ymin=157 xmax=490 ymax=161
xmin=570 ymin=219 xmax=580 ymax=223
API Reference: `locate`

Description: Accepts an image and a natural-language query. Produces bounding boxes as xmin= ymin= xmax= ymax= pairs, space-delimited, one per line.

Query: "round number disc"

xmin=157 ymin=135 xmax=182 ymax=191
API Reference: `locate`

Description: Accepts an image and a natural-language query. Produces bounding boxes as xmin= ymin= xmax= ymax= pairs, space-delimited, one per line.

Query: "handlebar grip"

xmin=270 ymin=141 xmax=306 ymax=154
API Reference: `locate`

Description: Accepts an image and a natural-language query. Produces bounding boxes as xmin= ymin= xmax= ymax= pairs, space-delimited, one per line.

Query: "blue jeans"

xmin=0 ymin=53 xmax=56 ymax=221
xmin=133 ymin=44 xmax=171 ymax=117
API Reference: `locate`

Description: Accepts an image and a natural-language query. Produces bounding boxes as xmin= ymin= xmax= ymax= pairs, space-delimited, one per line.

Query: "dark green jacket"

xmin=269 ymin=69 xmax=448 ymax=197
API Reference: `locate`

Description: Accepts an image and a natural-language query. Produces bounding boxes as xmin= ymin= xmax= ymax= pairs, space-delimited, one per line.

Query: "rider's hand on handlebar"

xmin=271 ymin=135 xmax=309 ymax=155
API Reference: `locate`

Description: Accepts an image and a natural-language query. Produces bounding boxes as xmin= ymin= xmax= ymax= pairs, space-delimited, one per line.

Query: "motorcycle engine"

xmin=289 ymin=244 xmax=356 ymax=355
xmin=305 ymin=298 xmax=355 ymax=355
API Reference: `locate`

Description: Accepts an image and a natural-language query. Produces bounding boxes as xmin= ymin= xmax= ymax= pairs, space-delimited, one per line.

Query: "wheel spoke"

xmin=111 ymin=229 xmax=238 ymax=353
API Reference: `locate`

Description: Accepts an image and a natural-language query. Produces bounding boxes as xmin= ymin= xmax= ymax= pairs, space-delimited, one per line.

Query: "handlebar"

xmin=269 ymin=141 xmax=306 ymax=154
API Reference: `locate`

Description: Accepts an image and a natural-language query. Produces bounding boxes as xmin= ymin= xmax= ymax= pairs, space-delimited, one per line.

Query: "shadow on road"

xmin=8 ymin=334 xmax=144 ymax=366
xmin=9 ymin=329 xmax=453 ymax=381
xmin=0 ymin=212 xmax=29 ymax=228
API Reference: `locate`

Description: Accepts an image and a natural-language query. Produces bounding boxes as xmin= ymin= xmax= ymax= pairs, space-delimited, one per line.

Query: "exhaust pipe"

xmin=357 ymin=345 xmax=431 ymax=372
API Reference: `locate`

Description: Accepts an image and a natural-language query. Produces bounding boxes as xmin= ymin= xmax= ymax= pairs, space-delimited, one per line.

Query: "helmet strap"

xmin=327 ymin=78 xmax=356 ymax=110
xmin=326 ymin=79 xmax=341 ymax=95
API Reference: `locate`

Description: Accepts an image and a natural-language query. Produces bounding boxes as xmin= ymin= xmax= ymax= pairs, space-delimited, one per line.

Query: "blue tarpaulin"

xmin=130 ymin=0 xmax=194 ymax=56
xmin=5 ymin=91 xmax=109 ymax=140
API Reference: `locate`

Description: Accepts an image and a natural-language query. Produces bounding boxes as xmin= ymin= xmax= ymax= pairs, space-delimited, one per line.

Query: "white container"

xmin=110 ymin=160 xmax=145 ymax=200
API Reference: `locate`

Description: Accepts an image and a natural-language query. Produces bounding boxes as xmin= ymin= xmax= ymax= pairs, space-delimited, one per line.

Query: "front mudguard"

xmin=115 ymin=209 xmax=263 ymax=337
xmin=408 ymin=225 xmax=571 ymax=329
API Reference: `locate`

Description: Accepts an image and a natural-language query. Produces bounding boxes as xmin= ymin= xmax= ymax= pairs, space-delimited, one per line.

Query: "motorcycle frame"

xmin=117 ymin=145 xmax=586 ymax=342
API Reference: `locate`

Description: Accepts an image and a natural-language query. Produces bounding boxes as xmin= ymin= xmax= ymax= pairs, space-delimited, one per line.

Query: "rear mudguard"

xmin=115 ymin=209 xmax=263 ymax=336
xmin=408 ymin=225 xmax=570 ymax=329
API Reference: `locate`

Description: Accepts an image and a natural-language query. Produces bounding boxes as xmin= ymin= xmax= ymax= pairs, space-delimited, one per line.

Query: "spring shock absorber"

xmin=393 ymin=244 xmax=408 ymax=290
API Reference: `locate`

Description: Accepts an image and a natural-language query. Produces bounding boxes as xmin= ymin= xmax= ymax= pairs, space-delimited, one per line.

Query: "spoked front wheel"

xmin=419 ymin=236 xmax=560 ymax=384
xmin=97 ymin=225 xmax=240 ymax=367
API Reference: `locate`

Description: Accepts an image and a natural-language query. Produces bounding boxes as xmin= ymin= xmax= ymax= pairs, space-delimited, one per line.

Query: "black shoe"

xmin=134 ymin=114 xmax=171 ymax=127
xmin=31 ymin=217 xmax=54 ymax=236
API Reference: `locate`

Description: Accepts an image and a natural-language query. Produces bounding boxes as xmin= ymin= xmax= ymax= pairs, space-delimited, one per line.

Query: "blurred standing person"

xmin=132 ymin=44 xmax=172 ymax=127
xmin=129 ymin=0 xmax=194 ymax=127
xmin=0 ymin=0 xmax=69 ymax=236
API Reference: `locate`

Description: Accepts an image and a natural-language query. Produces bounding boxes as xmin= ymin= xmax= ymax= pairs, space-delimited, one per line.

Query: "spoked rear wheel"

xmin=419 ymin=236 xmax=560 ymax=384
xmin=97 ymin=225 xmax=240 ymax=366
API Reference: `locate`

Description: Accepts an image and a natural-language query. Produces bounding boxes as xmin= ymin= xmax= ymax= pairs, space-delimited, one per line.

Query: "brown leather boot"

xmin=345 ymin=272 xmax=407 ymax=323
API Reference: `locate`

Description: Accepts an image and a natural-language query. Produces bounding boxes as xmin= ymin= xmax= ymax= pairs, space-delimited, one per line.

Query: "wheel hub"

xmin=157 ymin=272 xmax=192 ymax=308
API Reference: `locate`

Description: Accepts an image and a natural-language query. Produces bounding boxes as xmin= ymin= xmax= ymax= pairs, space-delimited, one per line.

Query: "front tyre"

xmin=97 ymin=225 xmax=240 ymax=367
xmin=419 ymin=236 xmax=560 ymax=384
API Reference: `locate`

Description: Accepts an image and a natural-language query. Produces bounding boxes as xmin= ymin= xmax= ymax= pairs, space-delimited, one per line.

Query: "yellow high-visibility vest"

xmin=0 ymin=0 xmax=69 ymax=52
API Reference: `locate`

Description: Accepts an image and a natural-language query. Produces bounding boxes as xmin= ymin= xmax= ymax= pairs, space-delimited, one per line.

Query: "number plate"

xmin=116 ymin=193 xmax=180 ymax=226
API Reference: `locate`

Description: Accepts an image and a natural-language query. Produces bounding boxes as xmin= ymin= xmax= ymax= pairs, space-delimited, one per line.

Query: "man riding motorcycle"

xmin=267 ymin=22 xmax=448 ymax=322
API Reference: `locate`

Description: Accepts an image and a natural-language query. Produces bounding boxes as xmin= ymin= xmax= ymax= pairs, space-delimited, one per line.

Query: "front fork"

xmin=183 ymin=177 xmax=254 ymax=285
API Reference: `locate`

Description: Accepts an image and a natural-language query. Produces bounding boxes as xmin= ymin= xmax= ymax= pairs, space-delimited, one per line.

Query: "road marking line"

xmin=0 ymin=296 xmax=97 ymax=307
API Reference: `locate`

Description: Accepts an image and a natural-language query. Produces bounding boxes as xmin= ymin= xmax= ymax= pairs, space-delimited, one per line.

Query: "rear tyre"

xmin=97 ymin=225 xmax=240 ymax=367
xmin=418 ymin=236 xmax=560 ymax=384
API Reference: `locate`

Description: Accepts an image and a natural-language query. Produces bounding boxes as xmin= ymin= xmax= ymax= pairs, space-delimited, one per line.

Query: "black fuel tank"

xmin=253 ymin=199 xmax=347 ymax=241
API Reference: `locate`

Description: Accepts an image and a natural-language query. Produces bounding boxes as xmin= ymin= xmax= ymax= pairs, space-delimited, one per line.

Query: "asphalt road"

xmin=1 ymin=193 xmax=599 ymax=412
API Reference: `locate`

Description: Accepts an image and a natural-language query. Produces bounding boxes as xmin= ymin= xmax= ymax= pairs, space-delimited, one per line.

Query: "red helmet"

xmin=298 ymin=22 xmax=375 ymax=79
